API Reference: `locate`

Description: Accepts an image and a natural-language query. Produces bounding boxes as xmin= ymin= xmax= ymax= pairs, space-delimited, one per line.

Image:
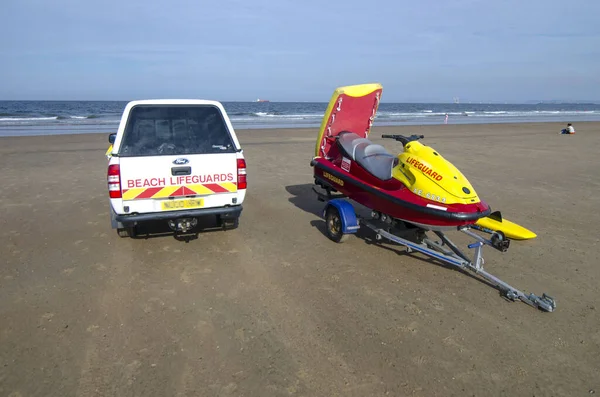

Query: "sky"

xmin=1 ymin=0 xmax=599 ymax=103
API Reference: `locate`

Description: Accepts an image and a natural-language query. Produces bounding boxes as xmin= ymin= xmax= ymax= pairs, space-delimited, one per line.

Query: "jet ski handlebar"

xmin=381 ymin=134 xmax=425 ymax=145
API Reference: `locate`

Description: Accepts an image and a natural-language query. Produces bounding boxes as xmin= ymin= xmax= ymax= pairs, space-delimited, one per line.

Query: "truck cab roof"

xmin=112 ymin=100 xmax=242 ymax=155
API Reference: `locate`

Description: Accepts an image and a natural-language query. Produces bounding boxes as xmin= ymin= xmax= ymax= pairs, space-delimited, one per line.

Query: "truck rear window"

xmin=118 ymin=105 xmax=237 ymax=157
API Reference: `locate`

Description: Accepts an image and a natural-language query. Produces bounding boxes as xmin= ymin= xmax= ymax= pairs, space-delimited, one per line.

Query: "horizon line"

xmin=1 ymin=99 xmax=599 ymax=104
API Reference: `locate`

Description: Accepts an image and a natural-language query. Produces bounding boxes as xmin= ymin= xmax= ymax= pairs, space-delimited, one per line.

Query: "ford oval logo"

xmin=173 ymin=158 xmax=189 ymax=165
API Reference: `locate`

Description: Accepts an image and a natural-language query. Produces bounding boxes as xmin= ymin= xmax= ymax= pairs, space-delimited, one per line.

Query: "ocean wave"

xmin=104 ymin=108 xmax=600 ymax=124
xmin=230 ymin=112 xmax=324 ymax=119
xmin=3 ymin=109 xmax=600 ymax=126
xmin=2 ymin=100 xmax=600 ymax=134
xmin=0 ymin=116 xmax=58 ymax=121
xmin=227 ymin=111 xmax=325 ymax=119
xmin=378 ymin=111 xmax=463 ymax=118
xmin=378 ymin=110 xmax=600 ymax=118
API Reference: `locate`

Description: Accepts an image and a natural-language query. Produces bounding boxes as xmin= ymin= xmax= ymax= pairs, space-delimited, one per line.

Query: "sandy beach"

xmin=0 ymin=121 xmax=599 ymax=396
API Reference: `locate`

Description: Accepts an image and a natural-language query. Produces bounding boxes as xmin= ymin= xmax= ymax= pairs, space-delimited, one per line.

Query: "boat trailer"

xmin=313 ymin=187 xmax=556 ymax=313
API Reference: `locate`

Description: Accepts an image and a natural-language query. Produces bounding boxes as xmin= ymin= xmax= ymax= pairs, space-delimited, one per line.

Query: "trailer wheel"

xmin=325 ymin=206 xmax=349 ymax=243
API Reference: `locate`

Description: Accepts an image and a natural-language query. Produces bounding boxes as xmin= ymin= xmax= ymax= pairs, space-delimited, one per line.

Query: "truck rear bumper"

xmin=115 ymin=205 xmax=242 ymax=225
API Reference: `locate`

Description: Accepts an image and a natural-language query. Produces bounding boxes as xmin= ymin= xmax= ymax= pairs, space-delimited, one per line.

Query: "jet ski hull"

xmin=312 ymin=157 xmax=491 ymax=230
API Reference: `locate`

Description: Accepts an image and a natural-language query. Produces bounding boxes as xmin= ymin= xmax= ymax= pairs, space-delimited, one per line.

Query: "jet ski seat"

xmin=337 ymin=132 xmax=370 ymax=159
xmin=337 ymin=131 xmax=397 ymax=180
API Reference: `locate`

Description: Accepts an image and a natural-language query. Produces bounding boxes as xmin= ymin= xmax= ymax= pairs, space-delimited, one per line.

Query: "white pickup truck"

xmin=106 ymin=99 xmax=247 ymax=238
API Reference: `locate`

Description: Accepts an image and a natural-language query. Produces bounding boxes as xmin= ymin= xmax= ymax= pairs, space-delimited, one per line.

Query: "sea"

xmin=1 ymin=100 xmax=600 ymax=137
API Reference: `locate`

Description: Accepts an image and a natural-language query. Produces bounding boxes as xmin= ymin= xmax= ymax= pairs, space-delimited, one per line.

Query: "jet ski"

xmin=313 ymin=131 xmax=493 ymax=230
xmin=308 ymin=83 xmax=556 ymax=312
xmin=311 ymin=84 xmax=491 ymax=231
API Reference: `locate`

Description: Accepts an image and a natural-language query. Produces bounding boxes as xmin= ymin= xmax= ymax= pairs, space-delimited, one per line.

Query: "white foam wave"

xmin=378 ymin=110 xmax=600 ymax=119
xmin=0 ymin=116 xmax=58 ymax=121
xmin=379 ymin=111 xmax=462 ymax=117
xmin=252 ymin=112 xmax=323 ymax=119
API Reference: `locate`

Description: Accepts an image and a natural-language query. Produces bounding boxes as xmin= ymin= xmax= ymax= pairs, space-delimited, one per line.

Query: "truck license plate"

xmin=161 ymin=198 xmax=204 ymax=210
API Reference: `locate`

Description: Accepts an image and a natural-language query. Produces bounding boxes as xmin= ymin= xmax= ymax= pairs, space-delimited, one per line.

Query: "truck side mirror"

xmin=108 ymin=133 xmax=116 ymax=144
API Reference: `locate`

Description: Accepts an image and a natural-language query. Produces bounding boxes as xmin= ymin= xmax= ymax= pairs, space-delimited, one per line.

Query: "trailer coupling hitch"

xmin=506 ymin=290 xmax=556 ymax=312
xmin=529 ymin=293 xmax=557 ymax=312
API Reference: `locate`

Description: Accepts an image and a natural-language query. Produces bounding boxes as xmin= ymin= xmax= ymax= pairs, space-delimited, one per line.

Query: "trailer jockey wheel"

xmin=325 ymin=206 xmax=349 ymax=243
xmin=490 ymin=231 xmax=510 ymax=252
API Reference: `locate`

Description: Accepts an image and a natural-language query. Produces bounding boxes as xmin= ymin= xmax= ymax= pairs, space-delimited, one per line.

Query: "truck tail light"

xmin=237 ymin=158 xmax=247 ymax=189
xmin=108 ymin=164 xmax=122 ymax=198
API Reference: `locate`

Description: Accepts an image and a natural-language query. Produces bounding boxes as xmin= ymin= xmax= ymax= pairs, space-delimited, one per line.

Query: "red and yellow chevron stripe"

xmin=122 ymin=182 xmax=237 ymax=200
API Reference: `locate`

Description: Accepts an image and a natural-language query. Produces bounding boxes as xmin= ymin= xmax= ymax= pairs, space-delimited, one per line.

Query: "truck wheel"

xmin=325 ymin=206 xmax=349 ymax=243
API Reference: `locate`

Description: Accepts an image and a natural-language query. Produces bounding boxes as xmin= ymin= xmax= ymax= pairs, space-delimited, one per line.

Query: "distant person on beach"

xmin=444 ymin=113 xmax=448 ymax=124
xmin=560 ymin=123 xmax=575 ymax=134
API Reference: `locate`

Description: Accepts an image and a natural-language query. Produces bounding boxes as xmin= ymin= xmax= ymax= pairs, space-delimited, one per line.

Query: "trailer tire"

xmin=325 ymin=206 xmax=349 ymax=243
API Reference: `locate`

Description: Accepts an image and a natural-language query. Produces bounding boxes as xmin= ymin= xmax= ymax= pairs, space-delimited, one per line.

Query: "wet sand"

xmin=1 ymin=121 xmax=599 ymax=396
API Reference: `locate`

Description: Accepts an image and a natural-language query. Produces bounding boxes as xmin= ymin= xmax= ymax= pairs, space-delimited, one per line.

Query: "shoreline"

xmin=0 ymin=119 xmax=597 ymax=140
